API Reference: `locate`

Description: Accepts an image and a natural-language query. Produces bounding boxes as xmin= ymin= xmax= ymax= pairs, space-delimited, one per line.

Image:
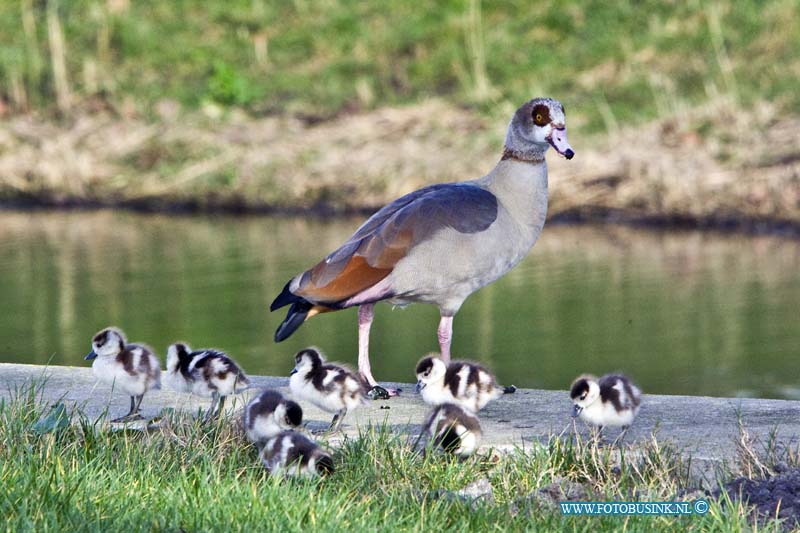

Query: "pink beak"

xmin=548 ymin=127 xmax=575 ymax=159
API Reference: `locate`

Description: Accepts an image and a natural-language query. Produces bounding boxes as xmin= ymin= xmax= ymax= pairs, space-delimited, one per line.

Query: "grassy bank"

xmin=0 ymin=1 xmax=798 ymax=225
xmin=0 ymin=385 xmax=792 ymax=531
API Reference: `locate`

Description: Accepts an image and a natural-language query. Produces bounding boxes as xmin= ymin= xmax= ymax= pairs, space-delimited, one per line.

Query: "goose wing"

xmin=289 ymin=182 xmax=498 ymax=305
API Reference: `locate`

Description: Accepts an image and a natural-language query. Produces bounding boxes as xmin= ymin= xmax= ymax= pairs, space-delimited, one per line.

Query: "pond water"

xmin=0 ymin=210 xmax=798 ymax=399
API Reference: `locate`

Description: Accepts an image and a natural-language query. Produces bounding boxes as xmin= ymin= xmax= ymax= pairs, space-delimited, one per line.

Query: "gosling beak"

xmin=84 ymin=351 xmax=98 ymax=361
xmin=547 ymin=126 xmax=574 ymax=160
xmin=415 ymin=380 xmax=426 ymax=393
xmin=572 ymin=404 xmax=582 ymax=418
xmin=290 ymin=367 xmax=298 ymax=375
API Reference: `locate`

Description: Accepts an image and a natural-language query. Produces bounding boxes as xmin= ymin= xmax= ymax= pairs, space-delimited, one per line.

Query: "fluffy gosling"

xmin=289 ymin=347 xmax=368 ymax=433
xmin=243 ymin=389 xmax=303 ymax=446
xmin=421 ymin=403 xmax=482 ymax=458
xmin=570 ymin=373 xmax=642 ymax=437
xmin=85 ymin=327 xmax=161 ymax=422
xmin=165 ymin=342 xmax=250 ymax=420
xmin=415 ymin=355 xmax=510 ymax=413
xmin=260 ymin=431 xmax=334 ymax=478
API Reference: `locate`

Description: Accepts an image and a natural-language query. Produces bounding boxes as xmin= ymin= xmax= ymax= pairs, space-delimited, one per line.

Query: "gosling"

xmin=260 ymin=431 xmax=334 ymax=478
xmin=243 ymin=389 xmax=304 ymax=446
xmin=421 ymin=403 xmax=482 ymax=458
xmin=85 ymin=327 xmax=161 ymax=422
xmin=289 ymin=347 xmax=368 ymax=433
xmin=415 ymin=355 xmax=510 ymax=413
xmin=165 ymin=342 xmax=250 ymax=420
xmin=570 ymin=373 xmax=642 ymax=437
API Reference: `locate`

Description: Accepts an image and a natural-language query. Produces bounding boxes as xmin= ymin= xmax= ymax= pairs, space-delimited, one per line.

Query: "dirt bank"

xmin=1 ymin=99 xmax=798 ymax=230
xmin=721 ymin=466 xmax=800 ymax=528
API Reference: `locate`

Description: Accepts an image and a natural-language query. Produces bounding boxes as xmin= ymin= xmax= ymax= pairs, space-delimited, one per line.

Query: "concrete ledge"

xmin=2 ymin=363 xmax=799 ymax=483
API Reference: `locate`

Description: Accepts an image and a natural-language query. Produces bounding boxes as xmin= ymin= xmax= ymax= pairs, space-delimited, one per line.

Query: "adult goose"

xmin=271 ymin=98 xmax=574 ymax=396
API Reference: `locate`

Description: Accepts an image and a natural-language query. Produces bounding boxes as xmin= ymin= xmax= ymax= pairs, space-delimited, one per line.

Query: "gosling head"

xmin=244 ymin=390 xmax=305 ymax=445
xmin=290 ymin=347 xmax=324 ymax=376
xmin=85 ymin=327 xmax=126 ymax=360
xmin=570 ymin=374 xmax=600 ymax=417
xmin=415 ymin=355 xmax=447 ymax=393
xmin=277 ymin=399 xmax=303 ymax=430
xmin=505 ymin=97 xmax=574 ymax=161
xmin=166 ymin=342 xmax=192 ymax=372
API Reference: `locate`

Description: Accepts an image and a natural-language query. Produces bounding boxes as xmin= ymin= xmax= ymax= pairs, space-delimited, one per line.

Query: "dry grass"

xmin=0 ymin=98 xmax=798 ymax=224
xmin=549 ymin=98 xmax=800 ymax=223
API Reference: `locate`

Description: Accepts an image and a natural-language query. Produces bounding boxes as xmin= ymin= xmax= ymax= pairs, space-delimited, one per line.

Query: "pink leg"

xmin=357 ymin=304 xmax=398 ymax=397
xmin=438 ymin=315 xmax=453 ymax=362
xmin=357 ymin=304 xmax=377 ymax=386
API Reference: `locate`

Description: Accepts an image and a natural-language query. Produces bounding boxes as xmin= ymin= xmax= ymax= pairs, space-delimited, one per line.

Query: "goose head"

xmin=85 ymin=327 xmax=126 ymax=360
xmin=505 ymin=97 xmax=574 ymax=161
xmin=166 ymin=342 xmax=192 ymax=372
xmin=570 ymin=374 xmax=600 ymax=417
xmin=276 ymin=399 xmax=304 ymax=430
xmin=415 ymin=355 xmax=447 ymax=392
xmin=291 ymin=347 xmax=324 ymax=376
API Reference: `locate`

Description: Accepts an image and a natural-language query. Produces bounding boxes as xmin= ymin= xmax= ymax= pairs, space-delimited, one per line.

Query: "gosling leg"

xmin=204 ymin=392 xmax=220 ymax=422
xmin=112 ymin=395 xmax=144 ymax=423
xmin=216 ymin=395 xmax=227 ymax=418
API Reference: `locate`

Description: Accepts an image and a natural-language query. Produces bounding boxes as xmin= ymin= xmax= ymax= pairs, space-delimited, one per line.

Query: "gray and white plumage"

xmin=165 ymin=342 xmax=250 ymax=419
xmin=570 ymin=373 xmax=642 ymax=429
xmin=260 ymin=431 xmax=334 ymax=478
xmin=415 ymin=355 xmax=504 ymax=413
xmin=289 ymin=347 xmax=368 ymax=432
xmin=271 ymin=98 xmax=575 ymax=392
xmin=243 ymin=389 xmax=303 ymax=446
xmin=84 ymin=327 xmax=161 ymax=422
xmin=422 ymin=403 xmax=482 ymax=458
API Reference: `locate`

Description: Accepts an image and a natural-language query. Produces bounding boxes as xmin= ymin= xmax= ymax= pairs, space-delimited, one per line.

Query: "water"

xmin=0 ymin=210 xmax=798 ymax=399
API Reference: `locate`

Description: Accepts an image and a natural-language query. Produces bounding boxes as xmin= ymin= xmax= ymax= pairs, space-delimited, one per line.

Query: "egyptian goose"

xmin=289 ymin=347 xmax=368 ymax=433
xmin=570 ymin=373 xmax=642 ymax=436
xmin=271 ymin=98 xmax=574 ymax=396
xmin=165 ymin=342 xmax=250 ymax=420
xmin=260 ymin=431 xmax=334 ymax=477
xmin=415 ymin=355 xmax=510 ymax=413
xmin=84 ymin=327 xmax=161 ymax=422
xmin=243 ymin=389 xmax=304 ymax=445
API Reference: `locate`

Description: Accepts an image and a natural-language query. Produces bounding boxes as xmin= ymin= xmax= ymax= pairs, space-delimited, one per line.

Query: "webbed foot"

xmin=111 ymin=413 xmax=144 ymax=423
xmin=368 ymin=385 xmax=400 ymax=400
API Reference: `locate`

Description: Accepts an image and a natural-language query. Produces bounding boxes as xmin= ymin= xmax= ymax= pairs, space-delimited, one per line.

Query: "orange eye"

xmin=532 ymin=106 xmax=549 ymax=125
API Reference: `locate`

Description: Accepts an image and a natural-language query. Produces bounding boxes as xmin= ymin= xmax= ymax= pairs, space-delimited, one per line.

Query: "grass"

xmin=0 ymin=384 xmax=790 ymax=531
xmin=0 ymin=1 xmax=798 ymax=129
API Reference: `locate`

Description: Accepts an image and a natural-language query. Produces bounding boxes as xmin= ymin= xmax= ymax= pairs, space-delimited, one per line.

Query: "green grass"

xmin=0 ymin=385 xmax=787 ymax=531
xmin=0 ymin=0 xmax=797 ymax=132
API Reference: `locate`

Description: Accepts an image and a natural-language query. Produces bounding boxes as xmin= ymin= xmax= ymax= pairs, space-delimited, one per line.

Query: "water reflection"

xmin=0 ymin=210 xmax=798 ymax=399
